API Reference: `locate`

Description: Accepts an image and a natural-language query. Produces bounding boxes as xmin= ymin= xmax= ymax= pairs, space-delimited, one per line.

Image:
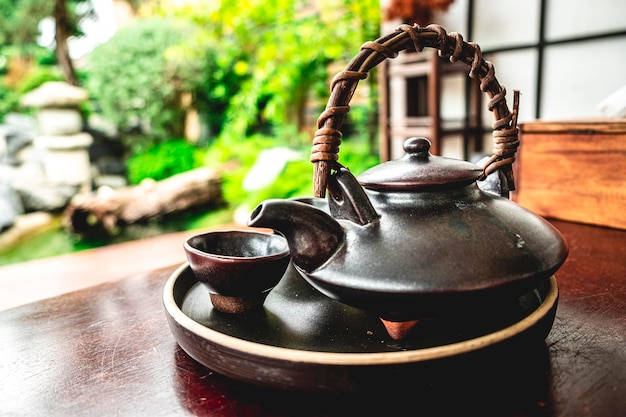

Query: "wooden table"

xmin=1 ymin=220 xmax=625 ymax=416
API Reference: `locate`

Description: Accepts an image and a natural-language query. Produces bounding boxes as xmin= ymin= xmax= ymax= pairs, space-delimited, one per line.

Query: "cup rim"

xmin=184 ymin=229 xmax=290 ymax=261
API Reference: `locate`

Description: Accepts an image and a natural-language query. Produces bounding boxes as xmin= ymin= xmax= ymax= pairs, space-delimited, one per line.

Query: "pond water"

xmin=0 ymin=207 xmax=235 ymax=267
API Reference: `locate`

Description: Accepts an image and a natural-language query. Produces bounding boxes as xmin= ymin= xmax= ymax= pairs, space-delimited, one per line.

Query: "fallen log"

xmin=63 ymin=167 xmax=224 ymax=238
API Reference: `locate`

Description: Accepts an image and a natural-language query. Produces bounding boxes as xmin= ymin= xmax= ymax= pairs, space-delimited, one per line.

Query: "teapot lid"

xmin=357 ymin=137 xmax=483 ymax=191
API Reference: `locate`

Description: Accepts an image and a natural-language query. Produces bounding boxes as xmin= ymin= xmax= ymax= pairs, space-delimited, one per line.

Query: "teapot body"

xmin=296 ymin=181 xmax=567 ymax=322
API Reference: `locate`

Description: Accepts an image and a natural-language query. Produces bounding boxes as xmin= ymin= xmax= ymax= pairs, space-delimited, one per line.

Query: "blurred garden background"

xmin=0 ymin=0 xmax=382 ymax=265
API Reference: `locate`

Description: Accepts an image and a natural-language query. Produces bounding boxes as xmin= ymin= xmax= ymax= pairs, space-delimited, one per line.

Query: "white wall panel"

xmin=483 ymin=49 xmax=538 ymax=125
xmin=432 ymin=0 xmax=468 ymax=35
xmin=546 ymin=0 xmax=626 ymax=41
xmin=473 ymin=0 xmax=541 ymax=50
xmin=541 ymin=37 xmax=626 ymax=119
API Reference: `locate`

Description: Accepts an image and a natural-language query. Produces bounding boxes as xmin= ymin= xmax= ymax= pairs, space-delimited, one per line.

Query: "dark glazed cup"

xmin=184 ymin=229 xmax=290 ymax=314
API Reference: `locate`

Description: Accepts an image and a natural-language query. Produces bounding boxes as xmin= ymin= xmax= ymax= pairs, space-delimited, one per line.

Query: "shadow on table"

xmin=173 ymin=341 xmax=554 ymax=417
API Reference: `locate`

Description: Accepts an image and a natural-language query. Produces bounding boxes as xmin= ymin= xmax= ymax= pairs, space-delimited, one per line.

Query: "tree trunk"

xmin=54 ymin=0 xmax=79 ymax=86
xmin=63 ymin=168 xmax=224 ymax=238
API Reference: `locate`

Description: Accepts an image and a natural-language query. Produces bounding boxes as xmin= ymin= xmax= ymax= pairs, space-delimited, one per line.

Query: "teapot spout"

xmin=248 ymin=199 xmax=344 ymax=272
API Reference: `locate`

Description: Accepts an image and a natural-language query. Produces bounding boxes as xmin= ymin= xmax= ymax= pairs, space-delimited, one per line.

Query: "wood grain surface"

xmin=514 ymin=119 xmax=626 ymax=230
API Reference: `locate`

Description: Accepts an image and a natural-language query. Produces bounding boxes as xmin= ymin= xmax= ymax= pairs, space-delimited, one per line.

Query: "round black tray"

xmin=163 ymin=262 xmax=558 ymax=393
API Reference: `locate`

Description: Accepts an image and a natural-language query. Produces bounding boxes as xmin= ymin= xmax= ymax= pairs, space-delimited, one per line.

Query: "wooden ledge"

xmin=0 ymin=223 xmax=248 ymax=311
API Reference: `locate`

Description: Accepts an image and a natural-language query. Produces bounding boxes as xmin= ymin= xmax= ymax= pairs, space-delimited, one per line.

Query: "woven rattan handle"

xmin=311 ymin=23 xmax=520 ymax=198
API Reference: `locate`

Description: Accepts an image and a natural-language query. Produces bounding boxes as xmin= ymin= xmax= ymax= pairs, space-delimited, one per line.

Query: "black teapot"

xmin=248 ymin=24 xmax=568 ymax=339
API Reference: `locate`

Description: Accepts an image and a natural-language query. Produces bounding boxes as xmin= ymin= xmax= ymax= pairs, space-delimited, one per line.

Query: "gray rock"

xmin=1 ymin=113 xmax=36 ymax=165
xmin=37 ymin=108 xmax=84 ymax=135
xmin=10 ymin=160 xmax=77 ymax=212
xmin=13 ymin=178 xmax=79 ymax=212
xmin=0 ymin=181 xmax=24 ymax=231
xmin=33 ymin=132 xmax=93 ymax=192
xmin=0 ymin=129 xmax=6 ymax=161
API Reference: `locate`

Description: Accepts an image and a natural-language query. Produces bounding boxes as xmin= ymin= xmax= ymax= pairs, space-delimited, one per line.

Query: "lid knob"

xmin=404 ymin=137 xmax=431 ymax=157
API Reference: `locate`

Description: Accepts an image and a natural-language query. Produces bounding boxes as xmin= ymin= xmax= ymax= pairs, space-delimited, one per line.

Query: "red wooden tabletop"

xmin=1 ymin=219 xmax=625 ymax=416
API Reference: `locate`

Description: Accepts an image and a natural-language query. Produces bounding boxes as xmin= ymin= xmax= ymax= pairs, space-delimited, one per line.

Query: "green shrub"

xmin=0 ymin=82 xmax=19 ymax=119
xmin=245 ymin=159 xmax=314 ymax=205
xmin=203 ymin=130 xmax=379 ymax=210
xmin=85 ymin=18 xmax=201 ymax=150
xmin=0 ymin=64 xmax=65 ymax=118
xmin=203 ymin=133 xmax=276 ymax=205
xmin=126 ymin=139 xmax=202 ymax=184
xmin=15 ymin=65 xmax=65 ymax=94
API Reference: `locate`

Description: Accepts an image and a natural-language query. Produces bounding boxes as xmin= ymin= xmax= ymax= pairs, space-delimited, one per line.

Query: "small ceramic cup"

xmin=184 ymin=229 xmax=290 ymax=314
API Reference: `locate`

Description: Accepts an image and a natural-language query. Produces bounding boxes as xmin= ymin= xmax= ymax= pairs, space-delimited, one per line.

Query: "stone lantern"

xmin=21 ymin=81 xmax=93 ymax=193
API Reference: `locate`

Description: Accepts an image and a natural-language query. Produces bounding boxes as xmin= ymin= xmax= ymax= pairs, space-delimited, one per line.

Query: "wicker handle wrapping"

xmin=311 ymin=24 xmax=520 ymax=198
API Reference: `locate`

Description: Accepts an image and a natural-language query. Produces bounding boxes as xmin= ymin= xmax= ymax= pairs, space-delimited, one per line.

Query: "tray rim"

xmin=163 ymin=262 xmax=559 ymax=366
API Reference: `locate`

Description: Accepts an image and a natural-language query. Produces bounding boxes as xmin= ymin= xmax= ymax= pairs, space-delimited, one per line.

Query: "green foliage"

xmin=85 ymin=17 xmax=201 ymax=150
xmin=247 ymin=159 xmax=314 ymax=205
xmin=0 ymin=83 xmax=20 ymax=119
xmin=203 ymin=133 xmax=277 ymax=205
xmin=178 ymin=39 xmax=247 ymax=139
xmin=202 ymin=128 xmax=379 ymax=212
xmin=0 ymin=64 xmax=65 ymax=118
xmin=0 ymin=0 xmax=53 ymax=46
xmin=228 ymin=139 xmax=379 ymax=211
xmin=0 ymin=0 xmax=96 ymax=45
xmin=15 ymin=65 xmax=65 ymax=93
xmin=86 ymin=0 xmax=381 ymax=184
xmin=151 ymin=0 xmax=382 ymax=143
xmin=126 ymin=139 xmax=202 ymax=184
